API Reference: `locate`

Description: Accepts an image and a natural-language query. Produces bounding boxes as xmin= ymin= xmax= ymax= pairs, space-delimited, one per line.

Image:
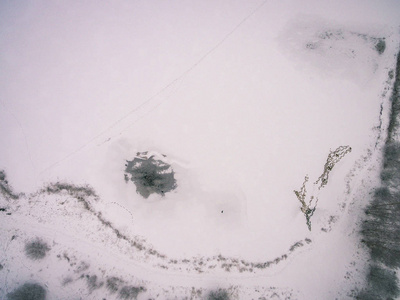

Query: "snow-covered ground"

xmin=1 ymin=1 xmax=400 ymax=299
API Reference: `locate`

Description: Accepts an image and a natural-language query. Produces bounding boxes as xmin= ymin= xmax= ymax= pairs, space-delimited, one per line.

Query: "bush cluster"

xmin=375 ymin=39 xmax=386 ymax=55
xmin=86 ymin=275 xmax=103 ymax=292
xmin=118 ymin=285 xmax=146 ymax=299
xmin=7 ymin=283 xmax=46 ymax=300
xmin=207 ymin=289 xmax=230 ymax=300
xmin=106 ymin=277 xmax=124 ymax=293
xmin=24 ymin=238 xmax=51 ymax=260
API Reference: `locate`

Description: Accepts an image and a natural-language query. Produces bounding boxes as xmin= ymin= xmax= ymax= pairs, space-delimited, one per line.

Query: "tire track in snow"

xmin=38 ymin=0 xmax=270 ymax=176
xmin=0 ymin=212 xmax=309 ymax=289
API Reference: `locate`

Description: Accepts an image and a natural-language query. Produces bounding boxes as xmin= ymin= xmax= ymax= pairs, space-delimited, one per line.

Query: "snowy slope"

xmin=1 ymin=1 xmax=400 ymax=299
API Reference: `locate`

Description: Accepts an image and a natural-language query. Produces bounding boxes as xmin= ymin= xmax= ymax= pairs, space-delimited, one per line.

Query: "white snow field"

xmin=1 ymin=1 xmax=400 ymax=299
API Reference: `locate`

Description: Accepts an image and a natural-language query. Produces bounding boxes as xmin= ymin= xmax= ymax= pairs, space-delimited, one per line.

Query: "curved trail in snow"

xmin=1 ymin=212 xmax=307 ymax=289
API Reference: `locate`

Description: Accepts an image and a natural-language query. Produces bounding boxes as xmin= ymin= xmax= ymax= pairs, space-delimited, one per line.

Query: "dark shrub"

xmin=7 ymin=283 xmax=46 ymax=300
xmin=24 ymin=238 xmax=50 ymax=260
xmin=118 ymin=285 xmax=145 ymax=299
xmin=0 ymin=170 xmax=19 ymax=200
xmin=125 ymin=153 xmax=177 ymax=198
xmin=45 ymin=182 xmax=97 ymax=198
xmin=207 ymin=289 xmax=230 ymax=300
xmin=106 ymin=277 xmax=124 ymax=293
xmin=375 ymin=39 xmax=386 ymax=55
xmin=86 ymin=275 xmax=103 ymax=292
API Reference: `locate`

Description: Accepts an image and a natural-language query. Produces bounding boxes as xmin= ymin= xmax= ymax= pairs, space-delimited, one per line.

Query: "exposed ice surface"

xmin=1 ymin=0 xmax=400 ymax=299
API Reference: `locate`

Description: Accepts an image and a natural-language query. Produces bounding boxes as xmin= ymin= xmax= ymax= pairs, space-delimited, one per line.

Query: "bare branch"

xmin=294 ymin=145 xmax=351 ymax=230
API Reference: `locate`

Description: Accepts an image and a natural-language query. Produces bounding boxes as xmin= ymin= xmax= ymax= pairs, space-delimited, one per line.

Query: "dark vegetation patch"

xmin=375 ymin=39 xmax=386 ymax=55
xmin=350 ymin=33 xmax=386 ymax=55
xmin=124 ymin=152 xmax=177 ymax=198
xmin=362 ymin=185 xmax=400 ymax=268
xmin=85 ymin=275 xmax=104 ymax=292
xmin=43 ymin=181 xmax=168 ymax=260
xmin=7 ymin=282 xmax=46 ymax=300
xmin=387 ymin=52 xmax=400 ymax=139
xmin=389 ymin=69 xmax=395 ymax=80
xmin=383 ymin=141 xmax=400 ymax=171
xmin=75 ymin=261 xmax=90 ymax=273
xmin=207 ymin=289 xmax=230 ymax=300
xmin=61 ymin=277 xmax=73 ymax=286
xmin=118 ymin=285 xmax=146 ymax=300
xmin=0 ymin=170 xmax=20 ymax=200
xmin=24 ymin=238 xmax=51 ymax=260
xmin=359 ymin=50 xmax=400 ymax=298
xmin=357 ymin=264 xmax=399 ymax=300
xmin=212 ymin=239 xmax=311 ymax=273
xmin=43 ymin=182 xmax=98 ymax=199
xmin=106 ymin=276 xmax=125 ymax=293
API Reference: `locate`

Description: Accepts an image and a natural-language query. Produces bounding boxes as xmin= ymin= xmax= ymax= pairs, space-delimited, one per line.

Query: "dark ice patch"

xmin=124 ymin=153 xmax=177 ymax=199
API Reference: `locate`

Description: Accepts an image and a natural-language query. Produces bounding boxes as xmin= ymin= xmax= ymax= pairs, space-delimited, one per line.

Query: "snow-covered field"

xmin=1 ymin=1 xmax=400 ymax=299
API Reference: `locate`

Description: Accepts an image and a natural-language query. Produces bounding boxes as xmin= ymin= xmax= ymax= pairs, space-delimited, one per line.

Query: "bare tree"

xmin=294 ymin=146 xmax=351 ymax=230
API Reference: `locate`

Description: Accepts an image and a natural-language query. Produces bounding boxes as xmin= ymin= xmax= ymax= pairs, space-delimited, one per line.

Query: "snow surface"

xmin=1 ymin=0 xmax=400 ymax=299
